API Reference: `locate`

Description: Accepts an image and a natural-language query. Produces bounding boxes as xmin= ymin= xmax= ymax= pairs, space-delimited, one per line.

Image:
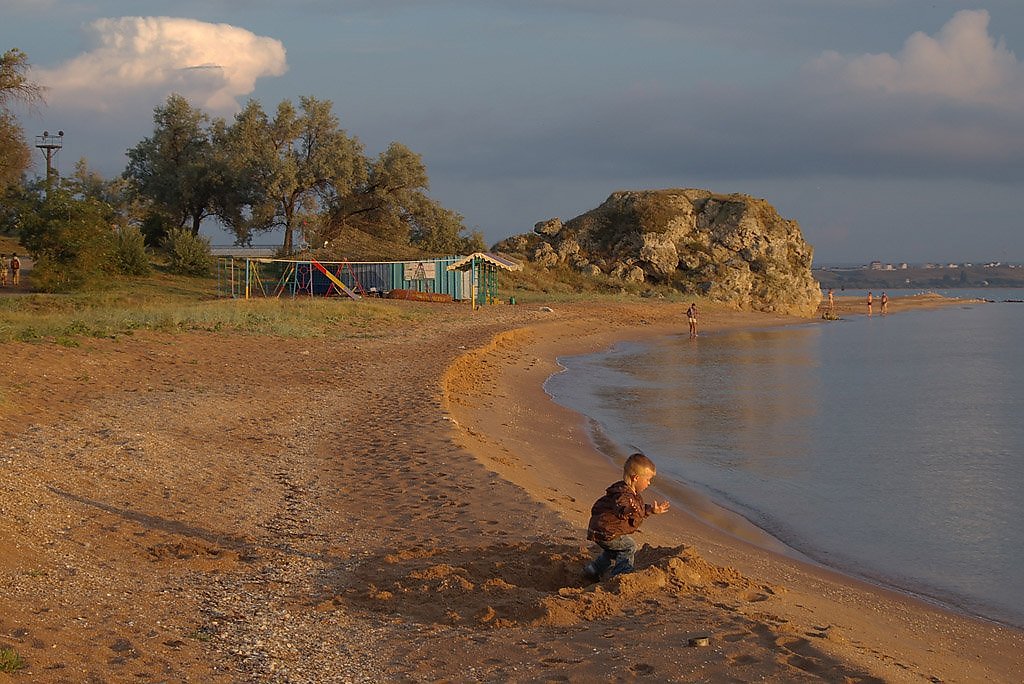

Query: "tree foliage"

xmin=123 ymin=92 xmax=479 ymax=257
xmin=216 ymin=97 xmax=366 ymax=252
xmin=0 ymin=49 xmax=44 ymax=192
xmin=18 ymin=185 xmax=117 ymax=291
xmin=161 ymin=227 xmax=212 ymax=276
xmin=124 ymin=94 xmax=224 ymax=238
xmin=113 ymin=225 xmax=151 ymax=276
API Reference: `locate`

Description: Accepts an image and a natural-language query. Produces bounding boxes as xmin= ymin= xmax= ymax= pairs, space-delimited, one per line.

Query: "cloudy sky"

xmin=4 ymin=1 xmax=1024 ymax=264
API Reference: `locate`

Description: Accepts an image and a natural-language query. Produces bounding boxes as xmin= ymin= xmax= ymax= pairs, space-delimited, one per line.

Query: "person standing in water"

xmin=686 ymin=302 xmax=698 ymax=338
xmin=867 ymin=291 xmax=873 ymax=316
xmin=881 ymin=291 xmax=888 ymax=315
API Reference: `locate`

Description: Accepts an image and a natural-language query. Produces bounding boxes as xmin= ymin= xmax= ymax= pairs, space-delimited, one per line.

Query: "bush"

xmin=162 ymin=228 xmax=212 ymax=276
xmin=113 ymin=225 xmax=151 ymax=276
xmin=19 ymin=188 xmax=116 ymax=292
xmin=140 ymin=212 xmax=174 ymax=247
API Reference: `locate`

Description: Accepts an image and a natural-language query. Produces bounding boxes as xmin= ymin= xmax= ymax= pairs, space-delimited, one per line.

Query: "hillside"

xmin=496 ymin=189 xmax=822 ymax=316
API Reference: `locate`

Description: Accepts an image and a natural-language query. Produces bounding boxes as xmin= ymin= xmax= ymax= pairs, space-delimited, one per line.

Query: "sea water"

xmin=544 ymin=289 xmax=1024 ymax=628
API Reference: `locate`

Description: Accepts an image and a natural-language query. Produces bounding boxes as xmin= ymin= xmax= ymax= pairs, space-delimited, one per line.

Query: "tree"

xmin=327 ymin=142 xmax=482 ymax=254
xmin=330 ymin=142 xmax=428 ymax=244
xmin=18 ymin=184 xmax=117 ymax=291
xmin=61 ymin=158 xmax=149 ymax=234
xmin=124 ymin=94 xmax=224 ymax=239
xmin=211 ymin=100 xmax=276 ymax=243
xmin=405 ymin=194 xmax=483 ymax=255
xmin=272 ymin=97 xmax=365 ymax=253
xmin=216 ymin=97 xmax=365 ymax=253
xmin=0 ymin=49 xmax=45 ymax=191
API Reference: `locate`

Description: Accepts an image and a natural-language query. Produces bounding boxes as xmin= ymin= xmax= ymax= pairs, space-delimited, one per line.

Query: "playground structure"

xmin=217 ymin=255 xmax=474 ymax=302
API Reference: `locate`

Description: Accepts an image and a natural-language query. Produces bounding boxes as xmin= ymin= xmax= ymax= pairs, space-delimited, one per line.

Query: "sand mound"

xmin=333 ymin=542 xmax=781 ymax=628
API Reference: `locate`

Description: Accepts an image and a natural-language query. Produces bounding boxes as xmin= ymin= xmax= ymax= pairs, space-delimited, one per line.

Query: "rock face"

xmin=495 ymin=189 xmax=821 ymax=317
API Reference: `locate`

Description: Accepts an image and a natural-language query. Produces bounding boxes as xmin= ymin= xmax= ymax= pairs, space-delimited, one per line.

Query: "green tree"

xmin=405 ymin=194 xmax=482 ymax=255
xmin=67 ymin=158 xmax=151 ymax=240
xmin=211 ymin=100 xmax=275 ymax=243
xmin=328 ymin=142 xmax=480 ymax=254
xmin=330 ymin=142 xmax=427 ymax=243
xmin=18 ymin=185 xmax=116 ymax=291
xmin=273 ymin=97 xmax=365 ymax=253
xmin=0 ymin=49 xmax=45 ymax=192
xmin=112 ymin=224 xmax=151 ymax=276
xmin=124 ymin=94 xmax=225 ymax=238
xmin=216 ymin=97 xmax=365 ymax=253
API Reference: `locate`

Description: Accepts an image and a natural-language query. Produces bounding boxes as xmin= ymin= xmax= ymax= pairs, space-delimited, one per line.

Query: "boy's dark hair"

xmin=623 ymin=452 xmax=656 ymax=479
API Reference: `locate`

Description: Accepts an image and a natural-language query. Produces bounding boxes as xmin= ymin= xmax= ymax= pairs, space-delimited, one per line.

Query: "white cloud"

xmin=33 ymin=16 xmax=287 ymax=113
xmin=807 ymin=10 xmax=1022 ymax=106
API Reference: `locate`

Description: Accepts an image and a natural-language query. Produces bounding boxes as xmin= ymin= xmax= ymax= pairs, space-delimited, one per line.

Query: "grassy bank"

xmin=0 ymin=272 xmax=433 ymax=344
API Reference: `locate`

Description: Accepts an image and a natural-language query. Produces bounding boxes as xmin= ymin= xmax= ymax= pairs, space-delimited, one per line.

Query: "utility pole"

xmin=35 ymin=130 xmax=64 ymax=194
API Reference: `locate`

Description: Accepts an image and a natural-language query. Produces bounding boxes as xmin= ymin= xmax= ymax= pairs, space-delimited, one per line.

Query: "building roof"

xmin=446 ymin=252 xmax=523 ymax=272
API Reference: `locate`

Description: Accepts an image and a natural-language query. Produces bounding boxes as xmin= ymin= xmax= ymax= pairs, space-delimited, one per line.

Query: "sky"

xmin=3 ymin=1 xmax=1024 ymax=265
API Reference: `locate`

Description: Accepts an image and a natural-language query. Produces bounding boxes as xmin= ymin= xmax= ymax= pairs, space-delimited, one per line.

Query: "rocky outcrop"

xmin=494 ymin=189 xmax=821 ymax=316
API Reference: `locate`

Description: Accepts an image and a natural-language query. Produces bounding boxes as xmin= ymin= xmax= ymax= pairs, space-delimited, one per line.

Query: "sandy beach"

xmin=2 ymin=293 xmax=1022 ymax=682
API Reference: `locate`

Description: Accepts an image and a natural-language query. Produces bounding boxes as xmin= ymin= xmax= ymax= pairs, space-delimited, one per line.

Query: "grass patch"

xmin=0 ymin=272 xmax=437 ymax=343
xmin=0 ymin=647 xmax=25 ymax=673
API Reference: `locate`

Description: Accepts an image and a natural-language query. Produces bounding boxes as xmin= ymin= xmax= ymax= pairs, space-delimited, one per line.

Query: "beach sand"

xmin=1 ymin=293 xmax=1020 ymax=682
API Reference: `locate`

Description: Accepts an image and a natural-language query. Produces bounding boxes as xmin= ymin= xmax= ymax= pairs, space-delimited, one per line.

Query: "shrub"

xmin=0 ymin=647 xmax=25 ymax=673
xmin=113 ymin=225 xmax=151 ymax=276
xmin=19 ymin=188 xmax=116 ymax=292
xmin=162 ymin=228 xmax=212 ymax=276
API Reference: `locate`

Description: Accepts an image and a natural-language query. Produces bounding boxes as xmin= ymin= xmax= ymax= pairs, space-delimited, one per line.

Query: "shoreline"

xmin=546 ymin=310 xmax=1024 ymax=633
xmin=444 ymin=295 xmax=1024 ymax=682
xmin=3 ymin=292 xmax=1021 ymax=681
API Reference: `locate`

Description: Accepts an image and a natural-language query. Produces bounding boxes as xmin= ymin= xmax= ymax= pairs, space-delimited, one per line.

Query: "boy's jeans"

xmin=588 ymin=534 xmax=637 ymax=578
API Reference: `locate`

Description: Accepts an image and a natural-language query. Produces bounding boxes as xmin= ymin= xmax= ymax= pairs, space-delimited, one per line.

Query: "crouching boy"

xmin=584 ymin=452 xmax=670 ymax=580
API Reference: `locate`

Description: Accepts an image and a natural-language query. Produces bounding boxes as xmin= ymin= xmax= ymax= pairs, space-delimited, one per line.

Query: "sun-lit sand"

xmin=1 ymin=293 xmax=1020 ymax=681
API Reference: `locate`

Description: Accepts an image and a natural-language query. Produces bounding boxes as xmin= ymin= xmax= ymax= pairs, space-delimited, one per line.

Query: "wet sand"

xmin=444 ymin=294 xmax=1024 ymax=682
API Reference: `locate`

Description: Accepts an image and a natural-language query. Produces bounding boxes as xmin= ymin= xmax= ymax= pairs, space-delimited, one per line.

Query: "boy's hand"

xmin=652 ymin=500 xmax=670 ymax=514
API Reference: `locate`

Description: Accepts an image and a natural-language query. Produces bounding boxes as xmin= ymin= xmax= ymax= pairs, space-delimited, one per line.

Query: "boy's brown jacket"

xmin=586 ymin=481 xmax=653 ymax=542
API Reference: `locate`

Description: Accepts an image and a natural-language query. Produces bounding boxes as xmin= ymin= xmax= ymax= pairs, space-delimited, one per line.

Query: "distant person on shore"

xmin=0 ymin=254 xmax=7 ymax=287
xmin=867 ymin=291 xmax=873 ymax=316
xmin=686 ymin=303 xmax=698 ymax=338
xmin=827 ymin=288 xmax=835 ymax=315
xmin=881 ymin=291 xmax=888 ymax=315
xmin=583 ymin=452 xmax=671 ymax=581
xmin=9 ymin=253 xmax=19 ymax=286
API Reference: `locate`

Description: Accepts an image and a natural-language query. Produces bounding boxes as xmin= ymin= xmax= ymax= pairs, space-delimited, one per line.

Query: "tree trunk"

xmin=282 ymin=221 xmax=293 ymax=254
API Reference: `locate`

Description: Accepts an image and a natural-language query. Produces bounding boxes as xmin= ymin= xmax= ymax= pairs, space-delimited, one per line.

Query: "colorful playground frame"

xmin=216 ymin=256 xmax=474 ymax=301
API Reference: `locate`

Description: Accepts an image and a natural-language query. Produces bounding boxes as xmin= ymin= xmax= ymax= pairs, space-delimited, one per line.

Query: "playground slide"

xmin=309 ymin=259 xmax=361 ymax=300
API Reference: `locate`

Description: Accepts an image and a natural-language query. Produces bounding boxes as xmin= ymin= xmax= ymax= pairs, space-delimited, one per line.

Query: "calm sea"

xmin=544 ymin=288 xmax=1024 ymax=628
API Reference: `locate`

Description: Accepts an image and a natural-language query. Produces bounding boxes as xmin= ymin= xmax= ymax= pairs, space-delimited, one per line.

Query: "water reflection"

xmin=546 ymin=304 xmax=1024 ymax=626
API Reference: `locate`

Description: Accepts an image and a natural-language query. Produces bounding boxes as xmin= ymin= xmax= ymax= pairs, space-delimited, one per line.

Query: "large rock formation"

xmin=495 ymin=189 xmax=821 ymax=316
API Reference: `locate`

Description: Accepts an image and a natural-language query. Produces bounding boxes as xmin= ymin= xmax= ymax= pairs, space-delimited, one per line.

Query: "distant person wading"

xmin=686 ymin=303 xmax=698 ymax=339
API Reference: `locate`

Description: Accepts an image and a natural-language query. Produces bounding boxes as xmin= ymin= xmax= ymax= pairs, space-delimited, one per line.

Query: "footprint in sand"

xmin=628 ymin=662 xmax=655 ymax=675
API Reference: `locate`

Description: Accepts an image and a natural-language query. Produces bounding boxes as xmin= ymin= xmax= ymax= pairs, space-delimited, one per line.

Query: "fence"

xmin=216 ymin=256 xmax=471 ymax=301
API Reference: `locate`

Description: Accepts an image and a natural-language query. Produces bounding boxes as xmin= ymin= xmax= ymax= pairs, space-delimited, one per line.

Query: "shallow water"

xmin=544 ymin=291 xmax=1024 ymax=627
